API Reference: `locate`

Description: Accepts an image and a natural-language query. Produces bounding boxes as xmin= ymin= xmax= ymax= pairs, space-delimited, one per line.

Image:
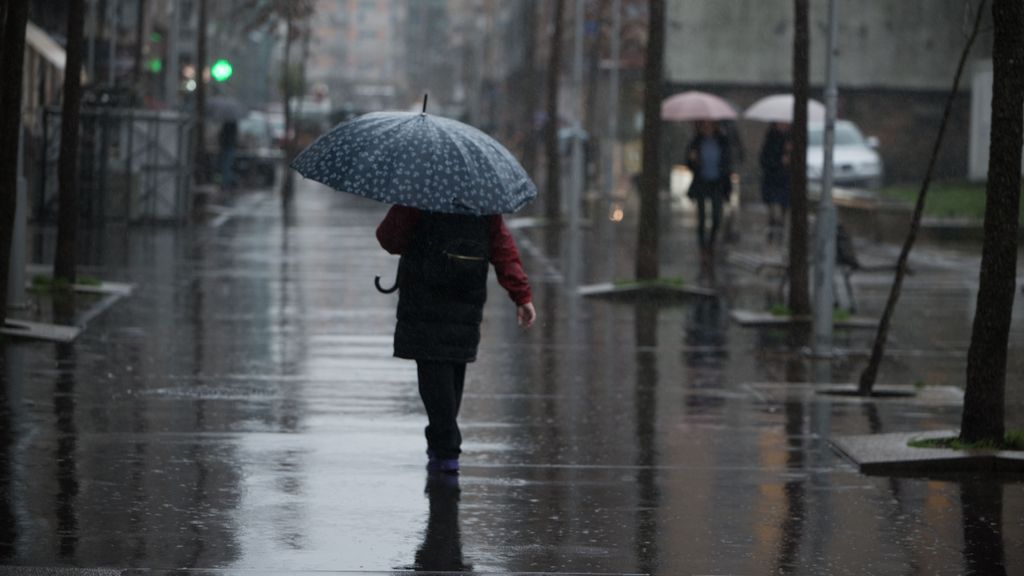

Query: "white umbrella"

xmin=744 ymin=94 xmax=826 ymax=123
xmin=661 ymin=91 xmax=737 ymax=121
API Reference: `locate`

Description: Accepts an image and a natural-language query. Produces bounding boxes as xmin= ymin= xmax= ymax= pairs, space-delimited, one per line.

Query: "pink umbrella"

xmin=661 ymin=91 xmax=738 ymax=121
xmin=744 ymin=94 xmax=826 ymax=123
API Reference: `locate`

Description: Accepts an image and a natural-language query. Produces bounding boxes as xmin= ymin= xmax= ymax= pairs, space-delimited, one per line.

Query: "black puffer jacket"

xmin=394 ymin=212 xmax=491 ymax=362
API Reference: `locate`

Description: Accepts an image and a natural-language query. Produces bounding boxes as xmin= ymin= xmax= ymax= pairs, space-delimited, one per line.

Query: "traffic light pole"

xmin=812 ymin=0 xmax=839 ymax=357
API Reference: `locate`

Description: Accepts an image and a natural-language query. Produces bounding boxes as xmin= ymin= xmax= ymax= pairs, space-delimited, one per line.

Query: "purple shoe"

xmin=427 ymin=457 xmax=460 ymax=474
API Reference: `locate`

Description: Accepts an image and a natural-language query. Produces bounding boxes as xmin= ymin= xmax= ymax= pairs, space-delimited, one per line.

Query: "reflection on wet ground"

xmin=1 ymin=183 xmax=1022 ymax=574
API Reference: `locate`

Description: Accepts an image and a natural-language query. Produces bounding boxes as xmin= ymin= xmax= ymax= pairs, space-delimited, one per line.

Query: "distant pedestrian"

xmin=686 ymin=120 xmax=733 ymax=278
xmin=376 ymin=206 xmax=536 ymax=475
xmin=759 ymin=122 xmax=791 ymax=244
xmin=218 ymin=120 xmax=238 ymax=190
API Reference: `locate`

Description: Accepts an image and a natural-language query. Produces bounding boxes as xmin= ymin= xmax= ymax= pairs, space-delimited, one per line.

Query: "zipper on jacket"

xmin=445 ymin=251 xmax=486 ymax=262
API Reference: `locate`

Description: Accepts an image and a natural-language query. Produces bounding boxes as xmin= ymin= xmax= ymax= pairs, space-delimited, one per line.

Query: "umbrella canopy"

xmin=291 ymin=111 xmax=537 ymax=215
xmin=744 ymin=94 xmax=826 ymax=123
xmin=661 ymin=91 xmax=737 ymax=121
xmin=205 ymin=95 xmax=248 ymax=122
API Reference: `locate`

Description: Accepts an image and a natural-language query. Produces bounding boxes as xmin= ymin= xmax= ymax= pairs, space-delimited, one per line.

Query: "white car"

xmin=807 ymin=120 xmax=884 ymax=189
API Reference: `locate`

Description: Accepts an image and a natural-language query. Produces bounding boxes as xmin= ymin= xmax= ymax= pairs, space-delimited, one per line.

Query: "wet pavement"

xmin=1 ymin=179 xmax=1023 ymax=575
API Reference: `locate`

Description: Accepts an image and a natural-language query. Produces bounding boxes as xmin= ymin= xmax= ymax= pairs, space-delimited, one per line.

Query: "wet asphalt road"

xmin=1 ymin=179 xmax=1022 ymax=575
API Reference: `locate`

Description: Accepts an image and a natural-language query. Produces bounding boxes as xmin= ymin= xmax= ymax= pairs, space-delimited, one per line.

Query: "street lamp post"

xmin=568 ymin=0 xmax=585 ymax=289
xmin=812 ymin=0 xmax=840 ymax=357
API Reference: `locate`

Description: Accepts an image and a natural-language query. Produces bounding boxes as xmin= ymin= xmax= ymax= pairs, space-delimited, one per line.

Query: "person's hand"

xmin=517 ymin=302 xmax=536 ymax=328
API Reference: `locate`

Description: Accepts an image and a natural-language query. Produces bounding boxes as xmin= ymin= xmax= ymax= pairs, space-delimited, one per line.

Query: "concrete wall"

xmin=665 ymin=0 xmax=990 ymax=91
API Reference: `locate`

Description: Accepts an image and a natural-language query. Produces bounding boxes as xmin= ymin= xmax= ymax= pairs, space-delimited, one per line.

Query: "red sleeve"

xmin=488 ymin=216 xmax=532 ymax=306
xmin=376 ymin=205 xmax=420 ymax=254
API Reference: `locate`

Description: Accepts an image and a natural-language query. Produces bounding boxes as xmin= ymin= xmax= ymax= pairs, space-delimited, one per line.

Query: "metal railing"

xmin=38 ymin=107 xmax=194 ymax=224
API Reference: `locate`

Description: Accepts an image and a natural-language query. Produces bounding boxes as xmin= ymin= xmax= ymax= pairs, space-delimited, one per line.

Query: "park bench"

xmin=730 ymin=224 xmax=902 ymax=313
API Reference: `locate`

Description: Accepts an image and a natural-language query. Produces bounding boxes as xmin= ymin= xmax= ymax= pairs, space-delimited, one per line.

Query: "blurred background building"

xmin=14 ymin=0 xmax=1006 ymax=224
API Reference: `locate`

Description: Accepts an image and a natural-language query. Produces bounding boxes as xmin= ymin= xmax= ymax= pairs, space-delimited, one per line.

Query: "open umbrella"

xmin=290 ymin=98 xmax=537 ymax=216
xmin=205 ymin=95 xmax=248 ymax=122
xmin=661 ymin=90 xmax=737 ymax=121
xmin=744 ymin=94 xmax=826 ymax=123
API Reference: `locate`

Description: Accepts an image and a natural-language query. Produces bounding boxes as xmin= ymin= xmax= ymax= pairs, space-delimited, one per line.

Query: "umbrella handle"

xmin=374 ymin=275 xmax=399 ymax=294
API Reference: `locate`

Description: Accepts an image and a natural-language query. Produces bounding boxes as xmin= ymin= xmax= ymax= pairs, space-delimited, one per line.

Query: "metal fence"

xmin=38 ymin=107 xmax=194 ymax=224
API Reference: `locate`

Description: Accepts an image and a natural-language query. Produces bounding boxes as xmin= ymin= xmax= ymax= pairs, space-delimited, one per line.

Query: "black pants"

xmin=416 ymin=361 xmax=467 ymax=459
xmin=695 ymin=188 xmax=724 ymax=250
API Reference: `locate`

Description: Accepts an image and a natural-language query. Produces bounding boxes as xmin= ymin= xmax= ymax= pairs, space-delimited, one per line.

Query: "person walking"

xmin=759 ymin=122 xmax=791 ymax=244
xmin=376 ymin=206 xmax=536 ymax=474
xmin=686 ymin=120 xmax=733 ymax=278
xmin=218 ymin=119 xmax=239 ymax=190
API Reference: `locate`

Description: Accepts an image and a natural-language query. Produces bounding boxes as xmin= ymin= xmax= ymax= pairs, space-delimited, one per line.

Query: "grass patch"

xmin=31 ymin=274 xmax=102 ymax=292
xmin=908 ymin=430 xmax=1024 ymax=451
xmin=877 ymin=181 xmax=1024 ymax=223
xmin=613 ymin=276 xmax=685 ymax=289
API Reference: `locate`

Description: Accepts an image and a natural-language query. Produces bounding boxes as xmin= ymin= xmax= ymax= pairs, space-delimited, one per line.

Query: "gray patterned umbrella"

xmin=290 ymin=105 xmax=537 ymax=215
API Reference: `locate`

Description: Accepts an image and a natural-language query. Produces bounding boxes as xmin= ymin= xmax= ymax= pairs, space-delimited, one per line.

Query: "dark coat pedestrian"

xmin=685 ymin=121 xmax=733 ymax=275
xmin=218 ymin=120 xmax=239 ymax=190
xmin=758 ymin=122 xmax=792 ymax=241
xmin=759 ymin=123 xmax=791 ymax=209
xmin=685 ymin=126 xmax=733 ymax=201
xmin=377 ymin=205 xmax=535 ymax=471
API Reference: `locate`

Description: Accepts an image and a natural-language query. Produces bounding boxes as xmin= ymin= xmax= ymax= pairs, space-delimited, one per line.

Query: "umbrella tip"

xmin=422 ymin=94 xmax=428 ymax=115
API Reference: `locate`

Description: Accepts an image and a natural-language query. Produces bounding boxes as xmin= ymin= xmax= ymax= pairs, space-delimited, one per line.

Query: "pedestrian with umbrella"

xmin=205 ymin=95 xmax=248 ymax=190
xmin=291 ymin=96 xmax=537 ymax=475
xmin=744 ymin=94 xmax=826 ymax=244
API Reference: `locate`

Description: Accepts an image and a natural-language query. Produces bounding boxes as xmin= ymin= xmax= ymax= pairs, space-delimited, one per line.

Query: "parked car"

xmin=236 ymin=111 xmax=285 ymax=187
xmin=807 ymin=119 xmax=884 ymax=189
xmin=262 ymin=109 xmax=292 ymax=149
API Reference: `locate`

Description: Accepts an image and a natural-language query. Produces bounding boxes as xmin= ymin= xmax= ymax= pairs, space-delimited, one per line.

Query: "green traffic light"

xmin=148 ymin=58 xmax=163 ymax=73
xmin=211 ymin=59 xmax=233 ymax=82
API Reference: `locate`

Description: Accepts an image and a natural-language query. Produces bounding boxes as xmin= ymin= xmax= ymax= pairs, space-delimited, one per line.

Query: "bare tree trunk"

xmin=858 ymin=1 xmax=986 ymax=396
xmin=0 ymin=0 xmax=30 ymax=326
xmin=297 ymin=16 xmax=312 ymax=139
xmin=583 ymin=1 xmax=604 ymax=164
xmin=285 ymin=14 xmax=296 ymax=150
xmin=54 ymin=0 xmax=87 ymax=284
xmin=1 ymin=2 xmax=8 ymax=57
xmin=278 ymin=7 xmax=299 ymax=200
xmin=635 ymin=0 xmax=664 ymax=280
xmin=961 ymin=0 xmax=1023 ymax=443
xmin=788 ymin=0 xmax=810 ymax=315
xmin=286 ymin=15 xmax=310 ymax=205
xmin=194 ymin=0 xmax=208 ymax=184
xmin=521 ymin=0 xmax=539 ymax=182
xmin=544 ymin=0 xmax=565 ymax=221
